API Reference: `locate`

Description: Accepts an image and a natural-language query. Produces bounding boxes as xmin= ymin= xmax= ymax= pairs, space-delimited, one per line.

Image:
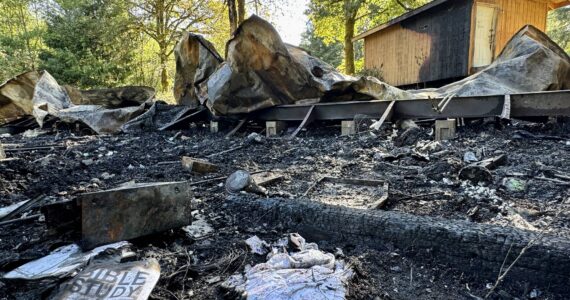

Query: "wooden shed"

xmin=353 ymin=0 xmax=569 ymax=87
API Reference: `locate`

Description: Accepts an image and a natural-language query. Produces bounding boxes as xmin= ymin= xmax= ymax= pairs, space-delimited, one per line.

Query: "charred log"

xmin=226 ymin=197 xmax=570 ymax=293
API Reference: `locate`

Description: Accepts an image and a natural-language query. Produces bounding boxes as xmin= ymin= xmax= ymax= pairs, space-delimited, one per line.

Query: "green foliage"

xmin=306 ymin=0 xmax=430 ymax=73
xmin=308 ymin=0 xmax=427 ymax=46
xmin=0 ymin=0 xmax=45 ymax=82
xmin=0 ymin=0 xmax=232 ymax=102
xmin=39 ymin=0 xmax=136 ymax=88
xmin=300 ymin=23 xmax=344 ymax=68
xmin=547 ymin=6 xmax=570 ymax=54
xmin=356 ymin=66 xmax=384 ymax=81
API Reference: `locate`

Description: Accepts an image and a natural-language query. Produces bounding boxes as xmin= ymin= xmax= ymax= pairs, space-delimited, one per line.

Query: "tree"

xmin=547 ymin=6 xmax=570 ymax=54
xmin=129 ymin=0 xmax=221 ymax=92
xmin=39 ymin=0 xmax=136 ymax=88
xmin=227 ymin=0 xmax=246 ymax=34
xmin=307 ymin=0 xmax=429 ymax=74
xmin=228 ymin=0 xmax=237 ymax=33
xmin=237 ymin=0 xmax=245 ymax=24
xmin=300 ymin=22 xmax=343 ymax=68
xmin=0 ymin=0 xmax=45 ymax=82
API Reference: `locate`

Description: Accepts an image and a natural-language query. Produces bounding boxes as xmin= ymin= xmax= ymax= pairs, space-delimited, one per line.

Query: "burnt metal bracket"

xmin=159 ymin=107 xmax=207 ymax=131
xmin=289 ymin=105 xmax=316 ymax=139
xmin=371 ymin=100 xmax=395 ymax=130
xmin=501 ymin=94 xmax=511 ymax=119
xmin=225 ymin=118 xmax=248 ymax=138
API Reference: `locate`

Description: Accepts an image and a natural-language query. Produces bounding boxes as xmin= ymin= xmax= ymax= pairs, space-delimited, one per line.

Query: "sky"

xmin=271 ymin=0 xmax=309 ymax=46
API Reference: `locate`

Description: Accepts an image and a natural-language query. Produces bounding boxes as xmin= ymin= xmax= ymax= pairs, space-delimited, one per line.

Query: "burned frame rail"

xmin=254 ymin=90 xmax=570 ymax=121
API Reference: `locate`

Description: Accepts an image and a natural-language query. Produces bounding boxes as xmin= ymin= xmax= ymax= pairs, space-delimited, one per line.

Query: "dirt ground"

xmin=0 ymin=117 xmax=569 ymax=299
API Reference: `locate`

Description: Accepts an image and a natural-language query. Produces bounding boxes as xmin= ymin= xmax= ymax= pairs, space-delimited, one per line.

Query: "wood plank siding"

xmin=361 ymin=0 xmax=560 ymax=87
xmin=363 ymin=0 xmax=473 ymax=86
xmin=474 ymin=0 xmax=549 ymax=60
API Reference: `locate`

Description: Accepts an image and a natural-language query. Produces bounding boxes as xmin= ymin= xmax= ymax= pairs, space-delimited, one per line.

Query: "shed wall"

xmin=363 ymin=0 xmax=473 ymax=86
xmin=363 ymin=0 xmax=552 ymax=86
xmin=473 ymin=0 xmax=549 ymax=60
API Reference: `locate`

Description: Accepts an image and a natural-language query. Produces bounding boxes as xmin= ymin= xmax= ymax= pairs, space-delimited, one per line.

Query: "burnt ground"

xmin=0 ymin=117 xmax=569 ymax=299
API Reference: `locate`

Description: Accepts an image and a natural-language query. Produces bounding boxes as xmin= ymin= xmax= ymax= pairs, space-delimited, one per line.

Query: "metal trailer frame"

xmin=253 ymin=90 xmax=570 ymax=121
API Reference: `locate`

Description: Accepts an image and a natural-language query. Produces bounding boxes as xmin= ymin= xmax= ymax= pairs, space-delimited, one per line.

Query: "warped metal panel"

xmin=80 ymin=182 xmax=193 ymax=249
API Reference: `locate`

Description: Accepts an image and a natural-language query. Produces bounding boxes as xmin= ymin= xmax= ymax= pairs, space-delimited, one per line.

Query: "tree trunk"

xmin=344 ymin=16 xmax=356 ymax=75
xmin=159 ymin=52 xmax=168 ymax=92
xmin=237 ymin=0 xmax=245 ymax=24
xmin=226 ymin=197 xmax=570 ymax=293
xmin=228 ymin=0 xmax=237 ymax=34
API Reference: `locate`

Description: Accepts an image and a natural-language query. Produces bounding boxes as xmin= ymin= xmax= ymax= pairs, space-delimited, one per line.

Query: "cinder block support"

xmin=0 ymin=142 xmax=5 ymax=159
xmin=266 ymin=121 xmax=287 ymax=137
xmin=341 ymin=120 xmax=356 ymax=136
xmin=435 ymin=119 xmax=457 ymax=141
xmin=210 ymin=121 xmax=219 ymax=133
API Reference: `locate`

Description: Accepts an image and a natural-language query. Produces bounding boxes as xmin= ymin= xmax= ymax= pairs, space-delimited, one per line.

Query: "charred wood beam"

xmin=226 ymin=197 xmax=570 ymax=292
xmin=254 ymin=90 xmax=570 ymax=121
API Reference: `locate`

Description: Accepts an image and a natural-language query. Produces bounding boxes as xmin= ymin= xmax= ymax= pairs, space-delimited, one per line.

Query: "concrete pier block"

xmin=266 ymin=121 xmax=287 ymax=137
xmin=210 ymin=121 xmax=219 ymax=133
xmin=341 ymin=120 xmax=356 ymax=136
xmin=435 ymin=119 xmax=457 ymax=141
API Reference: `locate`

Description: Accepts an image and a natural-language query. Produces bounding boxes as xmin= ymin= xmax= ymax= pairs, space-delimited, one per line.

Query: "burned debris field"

xmin=1 ymin=5 xmax=570 ymax=300
xmin=1 ymin=118 xmax=570 ymax=299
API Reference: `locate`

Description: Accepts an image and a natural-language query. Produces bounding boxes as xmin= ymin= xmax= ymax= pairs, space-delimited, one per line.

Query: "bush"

xmin=356 ymin=67 xmax=385 ymax=81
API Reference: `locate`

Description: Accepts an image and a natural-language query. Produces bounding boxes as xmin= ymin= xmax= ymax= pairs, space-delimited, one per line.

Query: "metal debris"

xmin=181 ymin=157 xmax=218 ymax=173
xmin=0 ymin=200 xmax=28 ymax=219
xmin=0 ymin=195 xmax=45 ymax=222
xmin=174 ymin=33 xmax=222 ymax=107
xmin=79 ymin=181 xmax=193 ymax=249
xmin=225 ymin=170 xmax=267 ymax=195
xmin=4 ymin=242 xmax=129 ymax=280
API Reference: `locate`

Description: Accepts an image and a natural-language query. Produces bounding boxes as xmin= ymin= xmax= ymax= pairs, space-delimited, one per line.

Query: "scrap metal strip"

xmin=225 ymin=118 xmax=248 ymax=138
xmin=371 ymin=100 xmax=396 ymax=130
xmin=159 ymin=107 xmax=207 ymax=131
xmin=501 ymin=94 xmax=511 ymax=119
xmin=289 ymin=105 xmax=316 ymax=139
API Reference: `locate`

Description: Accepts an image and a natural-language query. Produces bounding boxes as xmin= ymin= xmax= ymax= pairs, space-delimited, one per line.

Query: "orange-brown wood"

xmin=472 ymin=0 xmax=549 ymax=57
xmin=360 ymin=0 xmax=559 ymax=86
xmin=364 ymin=25 xmax=432 ymax=86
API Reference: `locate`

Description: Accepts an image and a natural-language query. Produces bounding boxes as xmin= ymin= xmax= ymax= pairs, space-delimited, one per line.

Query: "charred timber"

xmin=226 ymin=197 xmax=570 ymax=292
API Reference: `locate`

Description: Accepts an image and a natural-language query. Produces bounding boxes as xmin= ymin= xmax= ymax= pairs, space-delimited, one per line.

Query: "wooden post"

xmin=435 ymin=119 xmax=457 ymax=141
xmin=0 ymin=142 xmax=5 ymax=159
